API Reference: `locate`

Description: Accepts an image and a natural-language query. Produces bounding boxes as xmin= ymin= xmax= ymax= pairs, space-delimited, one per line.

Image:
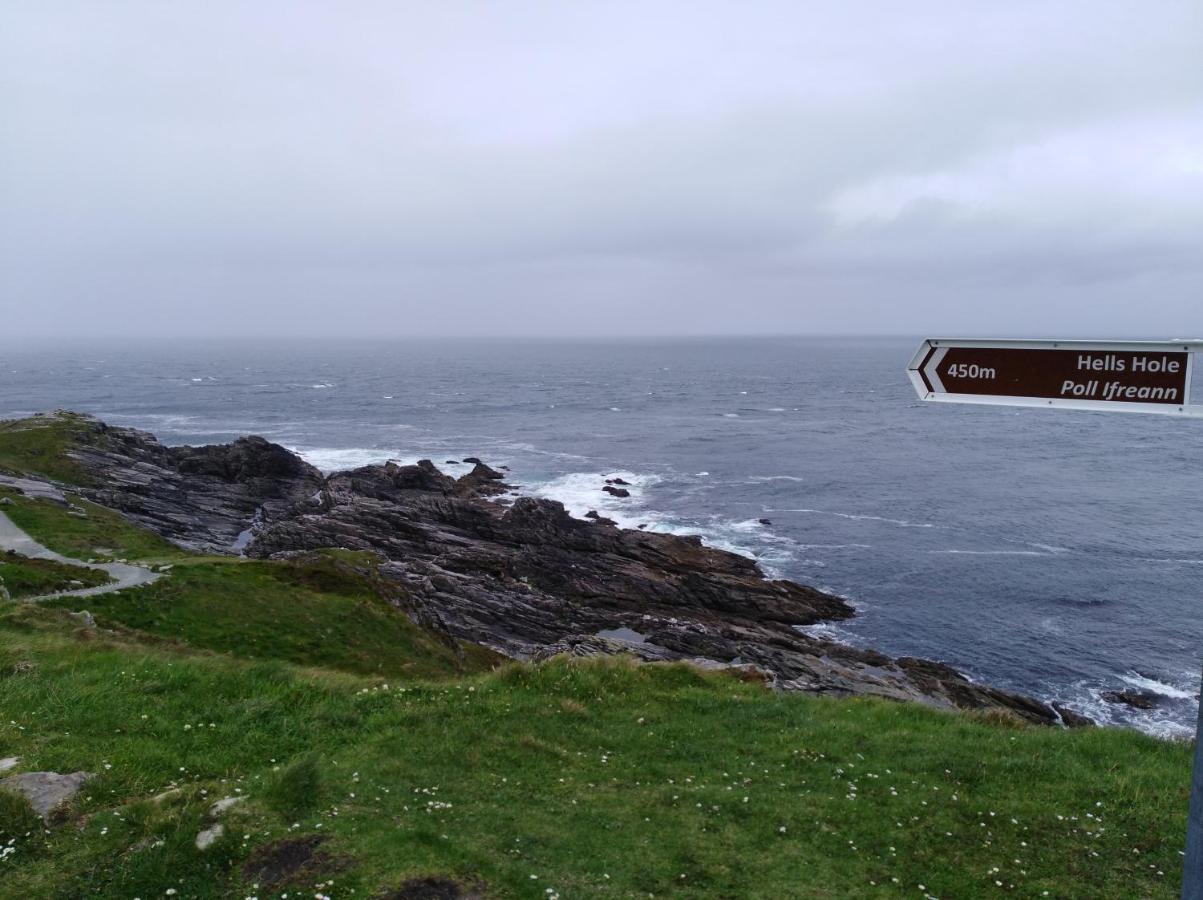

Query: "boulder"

xmin=0 ymin=770 xmax=93 ymax=822
xmin=602 ymin=485 xmax=631 ymax=498
xmin=69 ymin=610 xmax=96 ymax=628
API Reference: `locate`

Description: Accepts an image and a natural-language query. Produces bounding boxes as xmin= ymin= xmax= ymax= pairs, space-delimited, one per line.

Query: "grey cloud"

xmin=2 ymin=1 xmax=1200 ymax=337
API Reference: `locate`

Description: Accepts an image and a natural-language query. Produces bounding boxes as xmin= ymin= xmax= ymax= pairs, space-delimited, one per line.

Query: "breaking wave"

xmin=525 ymin=470 xmax=807 ymax=577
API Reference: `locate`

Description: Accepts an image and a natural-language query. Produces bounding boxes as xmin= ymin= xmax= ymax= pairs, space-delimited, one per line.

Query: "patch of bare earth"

xmin=241 ymin=835 xmax=352 ymax=891
xmin=375 ymin=876 xmax=486 ymax=899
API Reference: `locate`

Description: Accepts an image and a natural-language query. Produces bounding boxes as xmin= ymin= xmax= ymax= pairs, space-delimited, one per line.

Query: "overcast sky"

xmin=2 ymin=2 xmax=1201 ymax=338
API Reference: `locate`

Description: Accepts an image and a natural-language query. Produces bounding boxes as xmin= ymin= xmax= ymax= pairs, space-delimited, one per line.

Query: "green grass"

xmin=0 ymin=412 xmax=112 ymax=486
xmin=0 ymin=488 xmax=191 ymax=563
xmin=0 ymin=412 xmax=1194 ymax=896
xmin=0 ymin=601 xmax=1192 ymax=899
xmin=40 ymin=552 xmax=498 ymax=679
xmin=0 ymin=550 xmax=112 ymax=599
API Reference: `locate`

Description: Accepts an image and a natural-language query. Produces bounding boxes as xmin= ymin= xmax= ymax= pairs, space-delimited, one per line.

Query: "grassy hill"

xmin=0 ymin=411 xmax=115 ymax=486
xmin=0 ymin=599 xmax=1192 ymax=899
xmin=0 ymin=414 xmax=1195 ymax=897
xmin=0 ymin=550 xmax=112 ymax=599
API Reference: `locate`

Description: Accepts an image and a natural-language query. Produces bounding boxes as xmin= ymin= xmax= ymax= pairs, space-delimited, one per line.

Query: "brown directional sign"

xmin=907 ymin=340 xmax=1198 ymax=415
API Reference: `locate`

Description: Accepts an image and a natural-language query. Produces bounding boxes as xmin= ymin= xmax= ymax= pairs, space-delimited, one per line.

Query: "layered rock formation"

xmin=15 ymin=412 xmax=1084 ymax=726
xmin=56 ymin=415 xmax=324 ymax=552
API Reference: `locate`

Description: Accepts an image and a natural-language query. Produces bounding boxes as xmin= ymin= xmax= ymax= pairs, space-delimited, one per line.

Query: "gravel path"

xmin=0 ymin=511 xmax=161 ymax=600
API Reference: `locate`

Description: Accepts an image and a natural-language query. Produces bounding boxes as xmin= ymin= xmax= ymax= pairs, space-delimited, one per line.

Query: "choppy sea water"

xmin=3 ymin=336 xmax=1202 ymax=738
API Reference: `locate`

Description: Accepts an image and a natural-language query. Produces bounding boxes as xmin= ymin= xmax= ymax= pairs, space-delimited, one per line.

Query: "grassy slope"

xmin=0 ymin=413 xmax=1193 ymax=896
xmin=40 ymin=552 xmax=499 ymax=680
xmin=0 ymin=487 xmax=190 ymax=563
xmin=0 ymin=603 xmax=1190 ymax=899
xmin=0 ymin=412 xmax=109 ymax=486
xmin=0 ymin=551 xmax=112 ymax=598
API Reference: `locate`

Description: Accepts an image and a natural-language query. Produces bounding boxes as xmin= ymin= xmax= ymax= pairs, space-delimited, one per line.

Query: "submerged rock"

xmin=1101 ymin=689 xmax=1161 ymax=710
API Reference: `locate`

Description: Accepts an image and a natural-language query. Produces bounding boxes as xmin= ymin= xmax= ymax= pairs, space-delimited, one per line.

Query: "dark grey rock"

xmin=1053 ymin=702 xmax=1094 ymax=727
xmin=54 ymin=414 xmax=324 ymax=553
xmin=1101 ymin=689 xmax=1161 ymax=710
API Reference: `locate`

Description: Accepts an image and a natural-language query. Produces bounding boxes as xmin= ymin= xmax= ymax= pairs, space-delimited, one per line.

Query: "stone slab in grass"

xmin=0 ymin=770 xmax=93 ymax=822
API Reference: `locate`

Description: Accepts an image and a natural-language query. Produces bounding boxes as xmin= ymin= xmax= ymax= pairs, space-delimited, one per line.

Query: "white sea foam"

xmin=1037 ymin=616 xmax=1063 ymax=635
xmin=525 ymin=471 xmax=661 ymax=527
xmin=767 ymin=508 xmax=937 ymax=529
xmin=795 ymin=543 xmax=872 ymax=551
xmin=526 ymin=470 xmax=804 ymax=576
xmin=1056 ymin=685 xmax=1196 ymax=740
xmin=1028 ymin=543 xmax=1071 ymax=554
xmin=725 ymin=518 xmax=770 ymax=533
xmin=107 ymin=413 xmax=203 ymax=429
xmin=1120 ymin=672 xmax=1197 ymax=700
xmin=498 ymin=441 xmax=591 ymax=462
xmin=795 ymin=621 xmax=863 ymax=647
xmin=929 ymin=549 xmax=1047 ymax=557
xmin=747 ymin=475 xmax=805 ymax=483
xmin=292 ymin=447 xmax=420 ymax=473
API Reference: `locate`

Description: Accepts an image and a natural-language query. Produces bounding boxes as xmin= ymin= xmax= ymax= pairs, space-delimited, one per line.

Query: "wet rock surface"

xmin=15 ymin=413 xmax=1083 ymax=726
xmin=1101 ymin=689 xmax=1162 ymax=710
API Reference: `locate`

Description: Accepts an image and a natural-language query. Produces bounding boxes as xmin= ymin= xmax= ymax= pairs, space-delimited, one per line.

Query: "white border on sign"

xmin=906 ymin=339 xmax=1202 ymax=417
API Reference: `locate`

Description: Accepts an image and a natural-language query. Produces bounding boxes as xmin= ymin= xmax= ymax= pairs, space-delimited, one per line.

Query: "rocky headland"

xmin=1 ymin=411 xmax=1089 ymax=727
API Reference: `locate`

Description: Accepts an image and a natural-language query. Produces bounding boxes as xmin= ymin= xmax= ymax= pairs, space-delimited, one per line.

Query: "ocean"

xmin=3 ymin=335 xmax=1202 ymax=737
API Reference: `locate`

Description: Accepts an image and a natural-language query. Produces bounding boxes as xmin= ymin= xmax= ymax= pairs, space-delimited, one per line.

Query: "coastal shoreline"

xmin=0 ymin=410 xmax=1095 ymax=728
